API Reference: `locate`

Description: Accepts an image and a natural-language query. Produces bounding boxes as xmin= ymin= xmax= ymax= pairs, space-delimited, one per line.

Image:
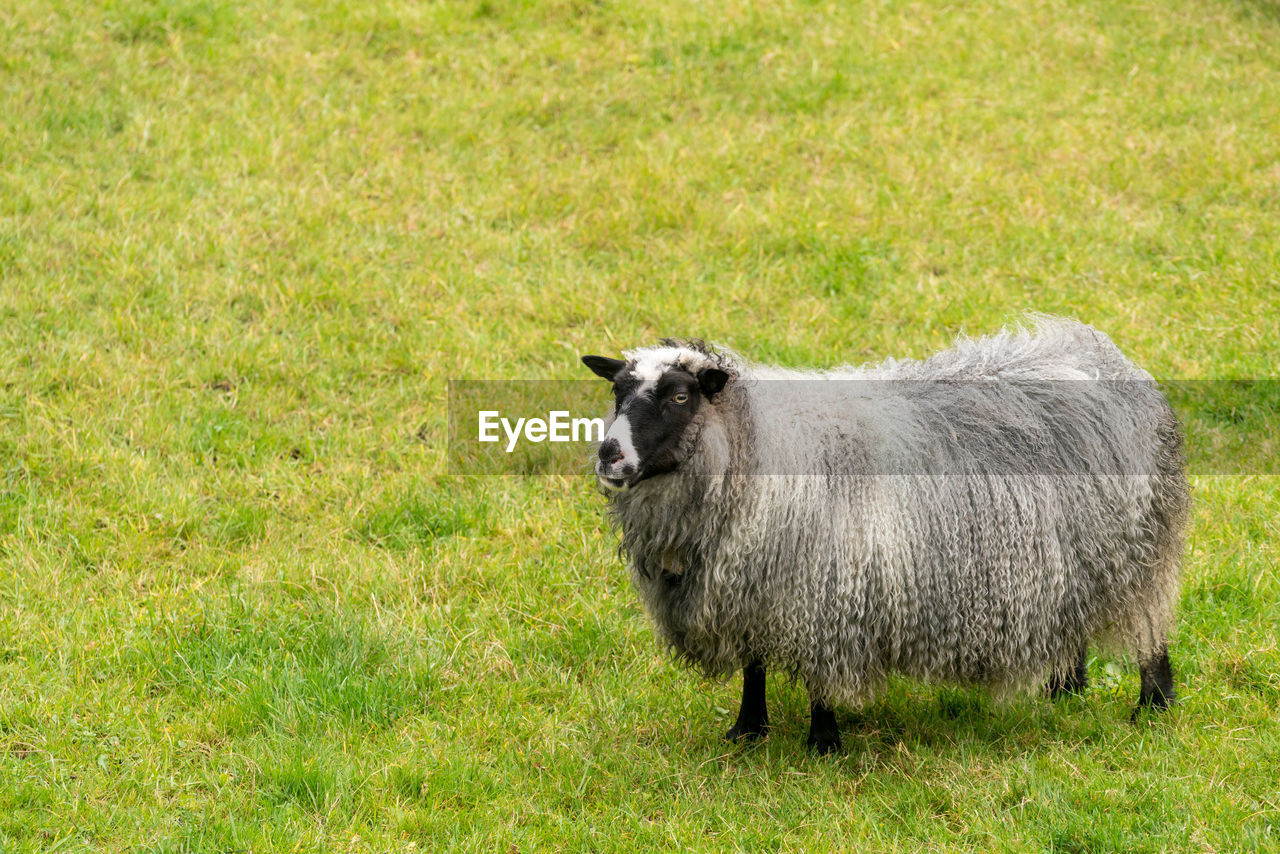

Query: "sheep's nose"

xmin=599 ymin=438 xmax=624 ymax=466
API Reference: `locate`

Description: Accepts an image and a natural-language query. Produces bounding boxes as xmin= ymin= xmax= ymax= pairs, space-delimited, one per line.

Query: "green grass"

xmin=3 ymin=0 xmax=1280 ymax=849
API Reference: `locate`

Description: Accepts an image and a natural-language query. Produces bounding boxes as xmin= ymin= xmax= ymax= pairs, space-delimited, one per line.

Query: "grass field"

xmin=3 ymin=0 xmax=1279 ymax=849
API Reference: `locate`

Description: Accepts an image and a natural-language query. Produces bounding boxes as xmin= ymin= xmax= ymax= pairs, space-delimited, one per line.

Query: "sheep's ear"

xmin=581 ymin=355 xmax=625 ymax=381
xmin=698 ymin=368 xmax=730 ymax=398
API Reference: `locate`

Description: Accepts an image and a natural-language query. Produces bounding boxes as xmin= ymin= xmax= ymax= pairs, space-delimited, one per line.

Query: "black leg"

xmin=1047 ymin=645 xmax=1089 ymax=699
xmin=1133 ymin=645 xmax=1176 ymax=719
xmin=725 ymin=661 xmax=769 ymax=743
xmin=806 ymin=696 xmax=842 ymax=755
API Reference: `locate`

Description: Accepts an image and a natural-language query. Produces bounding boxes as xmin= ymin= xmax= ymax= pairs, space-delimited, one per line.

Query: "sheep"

xmin=581 ymin=317 xmax=1189 ymax=753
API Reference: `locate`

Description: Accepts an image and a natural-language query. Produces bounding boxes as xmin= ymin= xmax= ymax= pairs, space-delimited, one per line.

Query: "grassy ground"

xmin=2 ymin=0 xmax=1279 ymax=849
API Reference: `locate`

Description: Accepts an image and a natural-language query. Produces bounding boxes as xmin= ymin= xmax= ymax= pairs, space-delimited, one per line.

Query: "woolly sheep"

xmin=581 ymin=317 xmax=1189 ymax=753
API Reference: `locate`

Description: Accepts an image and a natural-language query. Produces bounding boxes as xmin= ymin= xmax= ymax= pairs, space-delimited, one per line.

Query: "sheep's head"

xmin=581 ymin=341 xmax=731 ymax=491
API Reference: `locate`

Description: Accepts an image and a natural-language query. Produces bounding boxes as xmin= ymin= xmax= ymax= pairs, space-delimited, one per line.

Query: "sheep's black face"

xmin=582 ymin=354 xmax=728 ymax=491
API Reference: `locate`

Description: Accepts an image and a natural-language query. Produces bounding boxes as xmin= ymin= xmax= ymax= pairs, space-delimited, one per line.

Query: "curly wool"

xmin=604 ymin=317 xmax=1189 ymax=705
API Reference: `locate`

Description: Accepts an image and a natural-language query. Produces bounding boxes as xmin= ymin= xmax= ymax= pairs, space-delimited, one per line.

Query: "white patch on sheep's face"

xmin=601 ymin=412 xmax=639 ymax=478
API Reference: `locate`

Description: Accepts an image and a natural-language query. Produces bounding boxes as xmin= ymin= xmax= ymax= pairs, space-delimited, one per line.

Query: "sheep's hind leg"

xmin=1132 ymin=645 xmax=1176 ymax=720
xmin=806 ymin=695 xmax=842 ymax=755
xmin=725 ymin=661 xmax=769 ymax=743
xmin=1047 ymin=645 xmax=1089 ymax=699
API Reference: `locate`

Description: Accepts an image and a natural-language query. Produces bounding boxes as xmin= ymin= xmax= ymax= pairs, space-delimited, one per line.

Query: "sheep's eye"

xmin=672 ymin=392 xmax=689 ymax=404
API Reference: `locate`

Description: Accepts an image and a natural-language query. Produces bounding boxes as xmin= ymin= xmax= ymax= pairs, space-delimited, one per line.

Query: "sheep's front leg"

xmin=1047 ymin=645 xmax=1089 ymax=699
xmin=1132 ymin=644 xmax=1176 ymax=720
xmin=725 ymin=661 xmax=769 ymax=742
xmin=807 ymin=695 xmax=842 ymax=755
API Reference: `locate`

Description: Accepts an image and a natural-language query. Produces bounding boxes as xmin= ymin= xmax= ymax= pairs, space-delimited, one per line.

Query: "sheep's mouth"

xmin=597 ymin=473 xmax=632 ymax=491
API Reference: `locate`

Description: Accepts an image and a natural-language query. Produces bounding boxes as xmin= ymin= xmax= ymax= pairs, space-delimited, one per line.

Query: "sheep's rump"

xmin=620 ymin=319 xmax=1189 ymax=704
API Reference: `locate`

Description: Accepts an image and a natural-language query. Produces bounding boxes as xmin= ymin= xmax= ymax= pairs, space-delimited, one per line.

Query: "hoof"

xmin=725 ymin=721 xmax=769 ymax=743
xmin=1047 ymin=686 xmax=1084 ymax=701
xmin=806 ymin=732 xmax=842 ymax=755
xmin=1130 ymin=693 xmax=1176 ymax=722
xmin=1046 ymin=677 xmax=1088 ymax=700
